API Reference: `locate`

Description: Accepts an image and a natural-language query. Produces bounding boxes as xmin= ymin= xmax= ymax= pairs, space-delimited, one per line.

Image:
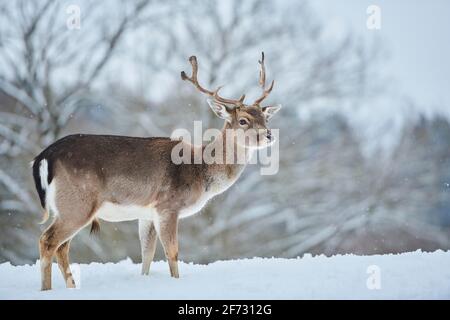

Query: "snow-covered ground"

xmin=1 ymin=250 xmax=449 ymax=299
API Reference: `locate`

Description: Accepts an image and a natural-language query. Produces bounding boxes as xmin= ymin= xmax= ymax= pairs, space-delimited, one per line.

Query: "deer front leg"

xmin=139 ymin=219 xmax=157 ymax=275
xmin=155 ymin=212 xmax=179 ymax=278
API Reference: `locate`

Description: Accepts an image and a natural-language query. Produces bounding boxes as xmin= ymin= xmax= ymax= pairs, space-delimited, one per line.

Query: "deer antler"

xmin=253 ymin=52 xmax=275 ymax=106
xmin=181 ymin=56 xmax=245 ymax=105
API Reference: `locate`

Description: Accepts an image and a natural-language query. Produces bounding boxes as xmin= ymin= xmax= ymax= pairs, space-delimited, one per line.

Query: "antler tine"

xmin=254 ymin=79 xmax=275 ymax=105
xmin=253 ymin=51 xmax=275 ymax=106
xmin=181 ymin=56 xmax=215 ymax=96
xmin=181 ymin=56 xmax=246 ymax=106
xmin=258 ymin=52 xmax=266 ymax=89
xmin=213 ymin=87 xmax=246 ymax=104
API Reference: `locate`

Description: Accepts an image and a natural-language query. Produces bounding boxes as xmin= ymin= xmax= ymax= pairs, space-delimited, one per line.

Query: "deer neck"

xmin=203 ymin=122 xmax=253 ymax=193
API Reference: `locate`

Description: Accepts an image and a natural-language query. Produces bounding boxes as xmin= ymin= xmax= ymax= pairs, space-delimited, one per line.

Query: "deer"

xmin=31 ymin=52 xmax=281 ymax=290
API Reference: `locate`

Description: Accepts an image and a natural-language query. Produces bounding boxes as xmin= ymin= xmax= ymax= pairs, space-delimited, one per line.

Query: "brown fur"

xmin=90 ymin=218 xmax=100 ymax=235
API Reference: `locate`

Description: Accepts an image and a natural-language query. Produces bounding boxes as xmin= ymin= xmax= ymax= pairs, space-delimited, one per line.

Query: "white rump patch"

xmin=39 ymin=159 xmax=49 ymax=191
xmin=39 ymin=158 xmax=59 ymax=218
xmin=46 ymin=181 xmax=59 ymax=217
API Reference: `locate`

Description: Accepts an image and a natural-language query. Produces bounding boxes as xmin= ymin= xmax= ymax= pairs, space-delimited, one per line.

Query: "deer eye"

xmin=239 ymin=119 xmax=248 ymax=126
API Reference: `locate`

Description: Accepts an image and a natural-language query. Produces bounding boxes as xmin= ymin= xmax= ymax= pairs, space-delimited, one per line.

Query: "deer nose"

xmin=266 ymin=129 xmax=272 ymax=141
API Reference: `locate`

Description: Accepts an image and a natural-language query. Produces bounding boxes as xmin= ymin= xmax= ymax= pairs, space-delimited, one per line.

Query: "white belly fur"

xmin=96 ymin=202 xmax=157 ymax=222
xmin=96 ymin=175 xmax=238 ymax=221
xmin=96 ymin=199 xmax=209 ymax=221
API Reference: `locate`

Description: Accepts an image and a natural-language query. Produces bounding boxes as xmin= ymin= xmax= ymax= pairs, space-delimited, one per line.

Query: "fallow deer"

xmin=32 ymin=53 xmax=281 ymax=290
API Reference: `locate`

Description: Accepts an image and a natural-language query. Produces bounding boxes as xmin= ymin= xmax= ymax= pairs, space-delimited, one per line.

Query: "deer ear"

xmin=262 ymin=104 xmax=281 ymax=120
xmin=207 ymin=99 xmax=233 ymax=123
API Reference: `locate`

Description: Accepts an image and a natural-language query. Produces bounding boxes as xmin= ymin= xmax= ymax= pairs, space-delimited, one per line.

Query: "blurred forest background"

xmin=1 ymin=0 xmax=449 ymax=265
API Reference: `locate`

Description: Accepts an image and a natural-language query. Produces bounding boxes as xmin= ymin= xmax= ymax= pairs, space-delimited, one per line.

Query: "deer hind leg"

xmin=39 ymin=168 xmax=99 ymax=290
xmin=155 ymin=212 xmax=179 ymax=278
xmin=56 ymin=240 xmax=76 ymax=288
xmin=40 ymin=217 xmax=90 ymax=290
xmin=39 ymin=203 xmax=95 ymax=291
xmin=39 ymin=223 xmax=57 ymax=291
xmin=39 ymin=220 xmax=75 ymax=291
xmin=139 ymin=219 xmax=158 ymax=275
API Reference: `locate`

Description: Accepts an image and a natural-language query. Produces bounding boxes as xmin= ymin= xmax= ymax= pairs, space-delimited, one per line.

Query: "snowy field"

xmin=1 ymin=250 xmax=449 ymax=300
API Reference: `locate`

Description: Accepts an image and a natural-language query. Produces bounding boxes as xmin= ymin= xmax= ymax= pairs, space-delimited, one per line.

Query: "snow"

xmin=1 ymin=250 xmax=449 ymax=300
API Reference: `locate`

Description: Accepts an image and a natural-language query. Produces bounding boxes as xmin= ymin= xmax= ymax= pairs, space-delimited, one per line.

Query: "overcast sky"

xmin=313 ymin=0 xmax=450 ymax=115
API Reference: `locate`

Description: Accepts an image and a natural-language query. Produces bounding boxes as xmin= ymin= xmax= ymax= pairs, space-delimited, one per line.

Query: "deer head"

xmin=181 ymin=52 xmax=281 ymax=149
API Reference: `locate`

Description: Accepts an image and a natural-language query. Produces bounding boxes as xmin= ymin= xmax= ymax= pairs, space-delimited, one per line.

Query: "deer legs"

xmin=139 ymin=219 xmax=158 ymax=275
xmin=41 ymin=212 xmax=180 ymax=291
xmin=155 ymin=212 xmax=179 ymax=278
xmin=39 ymin=219 xmax=81 ymax=291
xmin=140 ymin=213 xmax=179 ymax=278
xmin=56 ymin=240 xmax=76 ymax=288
